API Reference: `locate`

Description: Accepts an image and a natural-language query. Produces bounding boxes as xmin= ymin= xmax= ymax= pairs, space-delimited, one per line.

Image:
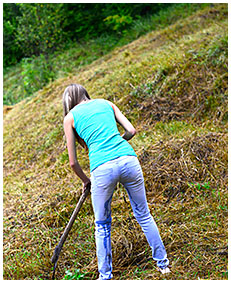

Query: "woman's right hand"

xmin=83 ymin=180 xmax=91 ymax=194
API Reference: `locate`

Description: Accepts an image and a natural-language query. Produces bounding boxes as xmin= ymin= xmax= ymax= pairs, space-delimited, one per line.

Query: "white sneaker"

xmin=159 ymin=267 xmax=171 ymax=274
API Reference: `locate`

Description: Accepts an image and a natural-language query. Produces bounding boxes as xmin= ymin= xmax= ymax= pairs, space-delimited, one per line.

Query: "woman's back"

xmin=70 ymin=99 xmax=136 ymax=172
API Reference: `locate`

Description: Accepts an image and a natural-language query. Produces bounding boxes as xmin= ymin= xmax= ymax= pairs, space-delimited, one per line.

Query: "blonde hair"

xmin=62 ymin=84 xmax=90 ymax=149
xmin=62 ymin=84 xmax=90 ymax=117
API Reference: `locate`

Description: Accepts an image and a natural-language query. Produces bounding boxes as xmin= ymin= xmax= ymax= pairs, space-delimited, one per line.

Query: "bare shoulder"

xmin=105 ymin=100 xmax=117 ymax=110
xmin=105 ymin=100 xmax=113 ymax=105
xmin=64 ymin=112 xmax=74 ymax=126
xmin=105 ymin=100 xmax=115 ymax=107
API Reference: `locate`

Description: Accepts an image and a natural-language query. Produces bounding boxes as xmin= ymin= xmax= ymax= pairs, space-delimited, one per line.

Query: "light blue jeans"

xmin=91 ymin=155 xmax=169 ymax=280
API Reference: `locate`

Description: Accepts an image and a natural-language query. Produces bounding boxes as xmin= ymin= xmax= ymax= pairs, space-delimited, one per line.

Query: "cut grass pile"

xmin=3 ymin=4 xmax=228 ymax=280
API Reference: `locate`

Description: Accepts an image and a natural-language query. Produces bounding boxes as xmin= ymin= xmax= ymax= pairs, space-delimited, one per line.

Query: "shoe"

xmin=159 ymin=267 xmax=170 ymax=274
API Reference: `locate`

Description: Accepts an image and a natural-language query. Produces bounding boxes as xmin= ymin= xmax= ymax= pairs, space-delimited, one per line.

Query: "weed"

xmin=188 ymin=182 xmax=211 ymax=191
xmin=62 ymin=269 xmax=85 ymax=280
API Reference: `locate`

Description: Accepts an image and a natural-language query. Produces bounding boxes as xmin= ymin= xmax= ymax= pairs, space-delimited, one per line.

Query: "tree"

xmin=3 ymin=3 xmax=22 ymax=67
xmin=15 ymin=3 xmax=67 ymax=58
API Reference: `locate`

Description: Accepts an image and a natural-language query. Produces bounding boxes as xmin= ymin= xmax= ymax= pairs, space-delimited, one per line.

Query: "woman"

xmin=62 ymin=84 xmax=170 ymax=280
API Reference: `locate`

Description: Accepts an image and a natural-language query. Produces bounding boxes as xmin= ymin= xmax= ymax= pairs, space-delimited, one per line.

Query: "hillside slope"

xmin=3 ymin=4 xmax=228 ymax=280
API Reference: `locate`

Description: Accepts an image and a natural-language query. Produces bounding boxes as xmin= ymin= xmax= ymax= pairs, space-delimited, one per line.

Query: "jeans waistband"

xmin=92 ymin=155 xmax=137 ymax=172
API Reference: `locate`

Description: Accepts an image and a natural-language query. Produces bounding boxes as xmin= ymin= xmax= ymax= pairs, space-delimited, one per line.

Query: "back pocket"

xmin=92 ymin=167 xmax=114 ymax=189
xmin=121 ymin=157 xmax=143 ymax=183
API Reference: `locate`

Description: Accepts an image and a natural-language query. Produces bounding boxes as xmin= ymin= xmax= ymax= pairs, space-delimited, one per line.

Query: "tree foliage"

xmin=3 ymin=3 xmax=22 ymax=66
xmin=3 ymin=3 xmax=170 ymax=67
xmin=15 ymin=3 xmax=67 ymax=58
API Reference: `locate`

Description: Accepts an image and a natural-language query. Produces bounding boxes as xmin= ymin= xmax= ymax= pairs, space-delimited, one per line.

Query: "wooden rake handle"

xmin=51 ymin=183 xmax=91 ymax=279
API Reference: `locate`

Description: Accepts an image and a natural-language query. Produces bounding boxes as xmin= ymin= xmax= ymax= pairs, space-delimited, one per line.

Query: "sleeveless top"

xmin=70 ymin=99 xmax=136 ymax=172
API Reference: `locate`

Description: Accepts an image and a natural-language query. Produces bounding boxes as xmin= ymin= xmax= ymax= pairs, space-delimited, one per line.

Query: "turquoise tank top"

xmin=70 ymin=99 xmax=136 ymax=172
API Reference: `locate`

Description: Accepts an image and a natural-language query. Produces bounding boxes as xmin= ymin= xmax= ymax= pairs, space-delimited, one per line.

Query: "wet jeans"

xmin=91 ymin=155 xmax=169 ymax=280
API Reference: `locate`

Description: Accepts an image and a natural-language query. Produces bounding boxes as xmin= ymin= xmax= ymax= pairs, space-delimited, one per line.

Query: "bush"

xmin=21 ymin=54 xmax=55 ymax=97
xmin=104 ymin=14 xmax=133 ymax=32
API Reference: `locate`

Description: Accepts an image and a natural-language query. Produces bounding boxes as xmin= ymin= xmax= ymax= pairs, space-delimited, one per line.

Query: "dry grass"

xmin=3 ymin=4 xmax=227 ymax=280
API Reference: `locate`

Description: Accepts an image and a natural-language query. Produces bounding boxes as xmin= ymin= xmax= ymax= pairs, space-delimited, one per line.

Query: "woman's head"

xmin=62 ymin=84 xmax=90 ymax=117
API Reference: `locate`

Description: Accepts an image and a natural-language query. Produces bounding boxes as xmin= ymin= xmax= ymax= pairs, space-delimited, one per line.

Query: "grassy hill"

xmin=3 ymin=4 xmax=228 ymax=280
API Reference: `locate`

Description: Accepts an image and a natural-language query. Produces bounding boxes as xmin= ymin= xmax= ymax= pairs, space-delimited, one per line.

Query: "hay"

xmin=3 ymin=4 xmax=227 ymax=280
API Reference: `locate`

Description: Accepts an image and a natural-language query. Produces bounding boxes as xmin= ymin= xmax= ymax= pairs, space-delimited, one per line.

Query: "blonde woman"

xmin=62 ymin=84 xmax=170 ymax=280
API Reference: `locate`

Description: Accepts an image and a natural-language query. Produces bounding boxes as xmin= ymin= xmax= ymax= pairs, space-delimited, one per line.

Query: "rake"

xmin=51 ymin=183 xmax=91 ymax=279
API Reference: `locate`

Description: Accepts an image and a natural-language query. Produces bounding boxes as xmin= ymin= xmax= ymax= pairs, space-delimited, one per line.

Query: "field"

xmin=3 ymin=4 xmax=228 ymax=280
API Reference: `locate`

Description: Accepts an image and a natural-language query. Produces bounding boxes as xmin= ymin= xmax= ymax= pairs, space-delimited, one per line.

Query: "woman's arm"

xmin=63 ymin=113 xmax=90 ymax=187
xmin=107 ymin=101 xmax=136 ymax=141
